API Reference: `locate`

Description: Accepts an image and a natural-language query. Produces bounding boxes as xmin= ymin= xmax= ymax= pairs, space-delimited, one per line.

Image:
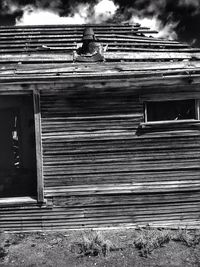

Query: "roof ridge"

xmin=0 ymin=23 xmax=141 ymax=29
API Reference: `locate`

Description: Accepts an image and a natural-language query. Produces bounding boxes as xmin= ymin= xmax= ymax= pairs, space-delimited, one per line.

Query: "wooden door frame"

xmin=33 ymin=89 xmax=44 ymax=203
xmin=0 ymin=89 xmax=44 ymax=203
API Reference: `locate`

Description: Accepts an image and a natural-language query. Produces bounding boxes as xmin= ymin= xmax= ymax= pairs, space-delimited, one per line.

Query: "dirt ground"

xmin=1 ymin=228 xmax=200 ymax=267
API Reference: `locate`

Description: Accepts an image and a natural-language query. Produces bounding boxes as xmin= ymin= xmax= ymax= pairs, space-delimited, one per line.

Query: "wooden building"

xmin=0 ymin=23 xmax=200 ymax=231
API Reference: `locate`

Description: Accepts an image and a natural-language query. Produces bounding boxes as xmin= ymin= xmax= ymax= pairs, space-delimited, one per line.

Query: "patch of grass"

xmin=134 ymin=226 xmax=172 ymax=257
xmin=70 ymin=230 xmax=115 ymax=257
xmin=172 ymin=228 xmax=200 ymax=247
xmin=70 ymin=227 xmax=200 ymax=258
xmin=133 ymin=226 xmax=200 ymax=257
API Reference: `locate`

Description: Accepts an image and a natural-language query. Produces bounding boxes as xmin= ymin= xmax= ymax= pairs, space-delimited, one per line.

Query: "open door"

xmin=0 ymin=95 xmax=37 ymax=198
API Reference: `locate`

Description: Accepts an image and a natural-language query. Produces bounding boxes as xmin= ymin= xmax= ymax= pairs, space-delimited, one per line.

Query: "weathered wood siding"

xmin=1 ymin=84 xmax=200 ymax=231
xmin=41 ymin=88 xmax=143 ymax=190
xmin=1 ymin=22 xmax=200 ymax=231
xmin=26 ymin=86 xmax=200 ymax=231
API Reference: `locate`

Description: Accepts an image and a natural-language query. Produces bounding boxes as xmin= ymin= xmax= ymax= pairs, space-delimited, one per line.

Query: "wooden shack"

xmin=0 ymin=23 xmax=200 ymax=232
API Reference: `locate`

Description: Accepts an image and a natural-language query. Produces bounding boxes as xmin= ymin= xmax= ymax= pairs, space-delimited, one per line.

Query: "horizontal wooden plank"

xmin=44 ymin=181 xmax=200 ymax=196
xmin=52 ymin=191 xmax=200 ymax=206
xmin=43 ymin=164 xmax=200 ymax=175
xmin=2 ymin=70 xmax=200 ymax=86
xmin=0 ymin=70 xmax=199 ymax=82
xmin=0 ymin=23 xmax=141 ymax=29
xmin=0 ymin=42 xmax=189 ymax=51
xmin=105 ymin=51 xmax=200 ymax=60
xmin=0 ymin=41 xmax=185 ymax=51
xmin=1 ymin=47 xmax=199 ymax=54
xmin=0 ymin=28 xmax=146 ymax=36
xmin=114 ymin=34 xmax=182 ymax=43
xmin=0 ymin=53 xmax=73 ymax=63
xmin=0 ymin=203 xmax=200 ymax=217
xmin=44 ymin=171 xmax=200 ymax=187
xmin=34 ymin=75 xmax=200 ymax=90
xmin=0 ymin=199 xmax=199 ymax=214
xmin=0 ymin=37 xmax=180 ymax=46
xmin=42 ymin=113 xmax=142 ymax=120
xmin=0 ymin=29 xmax=149 ymax=36
xmin=0 ymin=51 xmax=197 ymax=64
xmin=1 ymin=203 xmax=200 ymax=231
xmin=5 ymin=65 xmax=200 ymax=77
xmin=43 ymin=164 xmax=200 ymax=176
xmin=42 ymin=130 xmax=200 ymax=142
xmin=1 ymin=61 xmax=198 ymax=74
xmin=2 ymin=72 xmax=200 ymax=88
xmin=41 ymin=119 xmax=142 ymax=133
xmin=1 ymin=215 xmax=200 ymax=229
xmin=44 ymin=169 xmax=200 ymax=179
xmin=0 ymin=31 xmax=158 ymax=41
xmin=2 ymin=206 xmax=200 ymax=222
xmin=43 ymin=150 xmax=200 ymax=164
xmin=0 ymin=40 xmax=189 ymax=47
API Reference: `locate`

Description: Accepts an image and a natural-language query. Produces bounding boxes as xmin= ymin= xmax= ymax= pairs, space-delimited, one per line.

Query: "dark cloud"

xmin=0 ymin=0 xmax=199 ymax=47
xmin=113 ymin=0 xmax=200 ymax=46
xmin=0 ymin=12 xmax=21 ymax=25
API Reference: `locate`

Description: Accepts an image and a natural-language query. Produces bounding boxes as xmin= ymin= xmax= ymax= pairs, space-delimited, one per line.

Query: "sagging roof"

xmin=0 ymin=23 xmax=200 ymax=83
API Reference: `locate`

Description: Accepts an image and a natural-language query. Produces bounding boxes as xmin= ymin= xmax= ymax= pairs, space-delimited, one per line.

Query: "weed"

xmin=133 ymin=226 xmax=200 ymax=257
xmin=134 ymin=226 xmax=172 ymax=257
xmin=172 ymin=228 xmax=200 ymax=247
xmin=70 ymin=230 xmax=115 ymax=257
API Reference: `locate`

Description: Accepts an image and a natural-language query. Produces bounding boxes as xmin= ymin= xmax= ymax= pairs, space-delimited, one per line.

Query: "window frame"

xmin=142 ymin=99 xmax=200 ymax=126
xmin=0 ymin=90 xmax=44 ymax=204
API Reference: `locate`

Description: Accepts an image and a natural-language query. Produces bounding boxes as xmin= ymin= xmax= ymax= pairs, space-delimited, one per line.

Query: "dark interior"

xmin=0 ymin=95 xmax=37 ymax=198
xmin=146 ymin=100 xmax=196 ymax=122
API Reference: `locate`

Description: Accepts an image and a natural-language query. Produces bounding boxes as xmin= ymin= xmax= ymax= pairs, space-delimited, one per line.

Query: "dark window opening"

xmin=145 ymin=100 xmax=197 ymax=122
xmin=0 ymin=95 xmax=37 ymax=198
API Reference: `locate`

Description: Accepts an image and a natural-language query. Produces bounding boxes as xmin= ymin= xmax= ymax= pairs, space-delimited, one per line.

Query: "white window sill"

xmin=140 ymin=119 xmax=200 ymax=128
xmin=0 ymin=196 xmax=37 ymax=206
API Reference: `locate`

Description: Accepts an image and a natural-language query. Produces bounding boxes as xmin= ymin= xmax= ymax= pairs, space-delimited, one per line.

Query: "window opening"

xmin=145 ymin=99 xmax=198 ymax=122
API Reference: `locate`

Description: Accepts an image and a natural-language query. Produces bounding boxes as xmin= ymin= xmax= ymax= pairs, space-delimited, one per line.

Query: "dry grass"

xmin=69 ymin=227 xmax=200 ymax=258
xmin=133 ymin=226 xmax=200 ymax=257
xmin=134 ymin=226 xmax=172 ymax=257
xmin=70 ymin=230 xmax=115 ymax=257
xmin=1 ymin=227 xmax=200 ymax=266
xmin=172 ymin=228 xmax=200 ymax=247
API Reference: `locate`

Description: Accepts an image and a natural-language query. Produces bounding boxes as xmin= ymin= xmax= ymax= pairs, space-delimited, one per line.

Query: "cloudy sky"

xmin=0 ymin=0 xmax=199 ymax=46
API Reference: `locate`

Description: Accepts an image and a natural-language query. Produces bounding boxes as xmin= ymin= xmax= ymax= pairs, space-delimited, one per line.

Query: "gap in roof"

xmin=131 ymin=16 xmax=178 ymax=40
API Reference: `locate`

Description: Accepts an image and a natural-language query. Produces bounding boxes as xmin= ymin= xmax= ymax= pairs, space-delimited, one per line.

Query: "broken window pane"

xmin=146 ymin=100 xmax=196 ymax=122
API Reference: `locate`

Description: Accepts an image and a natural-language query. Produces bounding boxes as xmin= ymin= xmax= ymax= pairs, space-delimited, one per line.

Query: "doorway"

xmin=0 ymin=95 xmax=37 ymax=198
